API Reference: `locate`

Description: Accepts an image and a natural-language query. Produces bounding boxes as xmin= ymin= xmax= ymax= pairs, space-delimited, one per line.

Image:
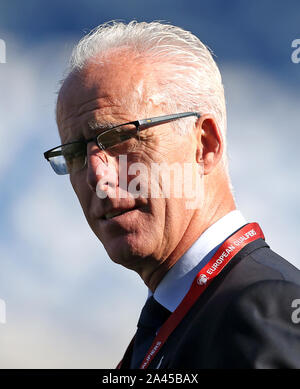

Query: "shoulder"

xmin=179 ymin=279 xmax=300 ymax=368
xmin=220 ymin=238 xmax=300 ymax=291
xmin=215 ymin=278 xmax=300 ymax=368
xmin=168 ymin=242 xmax=300 ymax=368
xmin=244 ymin=241 xmax=300 ymax=284
xmin=226 ymin=278 xmax=300 ymax=323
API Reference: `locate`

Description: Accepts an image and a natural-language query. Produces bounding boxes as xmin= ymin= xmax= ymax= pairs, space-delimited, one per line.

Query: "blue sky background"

xmin=0 ymin=0 xmax=299 ymax=368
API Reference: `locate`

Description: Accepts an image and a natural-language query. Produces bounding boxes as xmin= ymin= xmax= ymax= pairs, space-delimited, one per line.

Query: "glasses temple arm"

xmin=138 ymin=112 xmax=200 ymax=128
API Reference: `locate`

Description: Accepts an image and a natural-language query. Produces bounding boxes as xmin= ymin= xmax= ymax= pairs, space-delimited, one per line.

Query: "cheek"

xmin=70 ymin=173 xmax=91 ymax=212
xmin=70 ymin=174 xmax=81 ymax=199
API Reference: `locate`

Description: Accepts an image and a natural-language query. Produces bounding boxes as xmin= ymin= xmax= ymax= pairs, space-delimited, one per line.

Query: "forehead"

xmin=56 ymin=53 xmax=155 ymax=128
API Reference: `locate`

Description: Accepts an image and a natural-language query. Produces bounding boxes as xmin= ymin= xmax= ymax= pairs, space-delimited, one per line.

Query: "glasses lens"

xmin=97 ymin=124 xmax=137 ymax=151
xmin=49 ymin=154 xmax=68 ymax=175
xmin=48 ymin=142 xmax=86 ymax=175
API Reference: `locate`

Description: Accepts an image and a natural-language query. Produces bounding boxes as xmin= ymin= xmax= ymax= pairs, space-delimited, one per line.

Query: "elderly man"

xmin=44 ymin=21 xmax=300 ymax=369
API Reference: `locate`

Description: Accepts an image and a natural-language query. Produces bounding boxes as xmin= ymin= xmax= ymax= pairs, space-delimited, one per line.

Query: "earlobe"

xmin=196 ymin=116 xmax=223 ymax=175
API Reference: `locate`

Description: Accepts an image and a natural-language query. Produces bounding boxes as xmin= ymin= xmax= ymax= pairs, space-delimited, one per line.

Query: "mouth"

xmin=103 ymin=208 xmax=137 ymax=220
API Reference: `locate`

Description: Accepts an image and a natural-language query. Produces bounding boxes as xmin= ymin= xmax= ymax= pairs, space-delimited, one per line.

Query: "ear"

xmin=195 ymin=115 xmax=224 ymax=175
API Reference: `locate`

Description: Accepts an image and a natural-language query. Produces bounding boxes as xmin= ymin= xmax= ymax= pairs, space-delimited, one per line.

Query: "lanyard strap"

xmin=117 ymin=222 xmax=265 ymax=369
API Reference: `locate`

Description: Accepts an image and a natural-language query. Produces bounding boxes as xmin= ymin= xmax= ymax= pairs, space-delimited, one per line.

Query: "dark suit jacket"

xmin=120 ymin=238 xmax=300 ymax=368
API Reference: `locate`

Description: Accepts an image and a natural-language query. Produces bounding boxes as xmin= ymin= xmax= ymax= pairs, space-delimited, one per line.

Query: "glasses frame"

xmin=44 ymin=111 xmax=201 ymax=174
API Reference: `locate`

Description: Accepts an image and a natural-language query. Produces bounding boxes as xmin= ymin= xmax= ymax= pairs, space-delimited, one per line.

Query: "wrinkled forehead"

xmin=56 ymin=53 xmax=158 ymax=125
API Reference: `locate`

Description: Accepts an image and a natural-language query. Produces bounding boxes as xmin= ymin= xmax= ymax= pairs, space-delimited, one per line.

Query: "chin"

xmin=101 ymin=231 xmax=158 ymax=270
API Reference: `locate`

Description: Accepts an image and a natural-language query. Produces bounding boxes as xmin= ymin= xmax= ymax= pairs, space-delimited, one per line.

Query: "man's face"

xmin=56 ymin=56 xmax=200 ymax=279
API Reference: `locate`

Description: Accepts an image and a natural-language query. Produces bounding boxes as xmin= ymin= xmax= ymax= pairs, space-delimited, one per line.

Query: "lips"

xmin=104 ymin=209 xmax=131 ymax=220
xmin=103 ymin=207 xmax=137 ymax=220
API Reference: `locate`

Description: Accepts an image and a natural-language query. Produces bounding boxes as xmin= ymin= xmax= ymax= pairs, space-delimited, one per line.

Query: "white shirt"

xmin=148 ymin=210 xmax=247 ymax=312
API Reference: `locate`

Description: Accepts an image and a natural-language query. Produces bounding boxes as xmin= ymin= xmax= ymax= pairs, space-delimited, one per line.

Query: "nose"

xmin=86 ymin=143 xmax=118 ymax=194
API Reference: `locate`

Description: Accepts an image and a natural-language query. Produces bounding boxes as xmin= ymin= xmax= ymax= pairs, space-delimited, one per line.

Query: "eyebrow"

xmin=87 ymin=119 xmax=117 ymax=132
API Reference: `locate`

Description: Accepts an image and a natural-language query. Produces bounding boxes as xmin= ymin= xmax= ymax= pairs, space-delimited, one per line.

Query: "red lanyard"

xmin=117 ymin=222 xmax=264 ymax=369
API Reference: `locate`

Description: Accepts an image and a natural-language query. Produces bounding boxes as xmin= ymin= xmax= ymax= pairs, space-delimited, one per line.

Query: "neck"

xmin=145 ymin=177 xmax=236 ymax=292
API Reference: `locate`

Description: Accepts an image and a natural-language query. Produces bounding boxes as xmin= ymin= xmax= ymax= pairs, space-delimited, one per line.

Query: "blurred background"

xmin=0 ymin=0 xmax=299 ymax=368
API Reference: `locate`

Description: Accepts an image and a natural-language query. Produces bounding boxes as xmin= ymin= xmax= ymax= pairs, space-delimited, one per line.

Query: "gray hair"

xmin=63 ymin=21 xmax=231 ymax=178
xmin=66 ymin=21 xmax=226 ymax=138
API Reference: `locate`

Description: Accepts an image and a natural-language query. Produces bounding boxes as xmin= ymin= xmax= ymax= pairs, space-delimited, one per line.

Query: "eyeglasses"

xmin=44 ymin=111 xmax=200 ymax=175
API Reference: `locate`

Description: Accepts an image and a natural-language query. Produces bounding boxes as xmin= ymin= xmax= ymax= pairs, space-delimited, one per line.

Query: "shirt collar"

xmin=149 ymin=210 xmax=247 ymax=312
